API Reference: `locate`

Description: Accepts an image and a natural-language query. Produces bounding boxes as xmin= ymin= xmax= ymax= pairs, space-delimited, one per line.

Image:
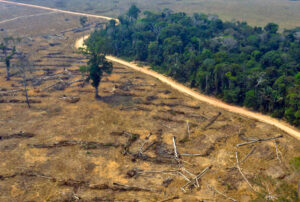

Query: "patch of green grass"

xmin=104 ymin=142 xmax=114 ymax=147
xmin=251 ymin=174 xmax=299 ymax=202
xmin=130 ymin=134 xmax=139 ymax=141
xmin=290 ymin=156 xmax=300 ymax=173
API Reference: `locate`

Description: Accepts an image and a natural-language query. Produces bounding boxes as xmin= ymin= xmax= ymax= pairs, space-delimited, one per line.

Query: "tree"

xmin=79 ymin=31 xmax=113 ymax=98
xmin=80 ymin=16 xmax=88 ymax=40
xmin=80 ymin=16 xmax=88 ymax=28
xmin=127 ymin=4 xmax=140 ymax=20
xmin=264 ymin=23 xmax=278 ymax=34
xmin=0 ymin=36 xmax=18 ymax=80
xmin=244 ymin=89 xmax=258 ymax=109
xmin=15 ymin=52 xmax=32 ymax=108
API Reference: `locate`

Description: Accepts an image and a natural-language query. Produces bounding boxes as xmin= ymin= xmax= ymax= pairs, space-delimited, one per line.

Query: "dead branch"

xmin=177 ymin=171 xmax=191 ymax=183
xmin=236 ymin=135 xmax=283 ymax=147
xmin=181 ymin=167 xmax=198 ymax=187
xmin=145 ymin=132 xmax=152 ymax=140
xmin=68 ymin=79 xmax=84 ymax=85
xmin=207 ymin=184 xmax=238 ymax=202
xmin=187 ymin=121 xmax=190 ymax=139
xmin=181 ymin=153 xmax=204 ymax=157
xmin=143 ymin=141 xmax=157 ymax=153
xmin=181 ymin=165 xmax=212 ymax=191
xmin=236 ymin=151 xmax=256 ymax=192
xmin=41 ymin=81 xmax=66 ymax=91
xmin=139 ymin=141 xmax=147 ymax=154
xmin=122 ymin=132 xmax=140 ymax=155
xmin=159 ymin=196 xmax=179 ymax=202
xmin=137 ymin=170 xmax=178 ymax=174
xmin=112 ymin=182 xmax=159 ymax=192
xmin=202 ymin=112 xmax=221 ymax=130
xmin=274 ymin=140 xmax=282 ymax=164
xmin=172 ymin=136 xmax=179 ymax=159
xmin=241 ymin=147 xmax=256 ymax=164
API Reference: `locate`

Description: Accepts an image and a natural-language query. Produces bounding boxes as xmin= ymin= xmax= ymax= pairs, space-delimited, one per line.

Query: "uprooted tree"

xmin=0 ymin=36 xmax=19 ymax=80
xmin=79 ymin=31 xmax=113 ymax=98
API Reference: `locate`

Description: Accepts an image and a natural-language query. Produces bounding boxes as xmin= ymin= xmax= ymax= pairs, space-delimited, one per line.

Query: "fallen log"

xmin=122 ymin=132 xmax=140 ymax=155
xmin=28 ymin=140 xmax=119 ymax=149
xmin=181 ymin=165 xmax=212 ymax=192
xmin=0 ymin=99 xmax=41 ymax=104
xmin=207 ymin=184 xmax=238 ymax=202
xmin=235 ymin=151 xmax=256 ymax=192
xmin=241 ymin=147 xmax=256 ymax=164
xmin=172 ymin=136 xmax=179 ymax=159
xmin=0 ymin=132 xmax=35 ymax=141
xmin=236 ymin=135 xmax=283 ymax=147
xmin=159 ymin=196 xmax=179 ymax=202
xmin=202 ymin=112 xmax=221 ymax=130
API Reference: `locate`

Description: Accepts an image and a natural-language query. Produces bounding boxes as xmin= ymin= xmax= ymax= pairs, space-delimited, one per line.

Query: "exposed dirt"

xmin=0 ymin=1 xmax=300 ymax=201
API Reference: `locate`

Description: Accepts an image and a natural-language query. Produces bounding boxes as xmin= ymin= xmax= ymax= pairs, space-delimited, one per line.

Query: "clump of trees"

xmin=0 ymin=37 xmax=19 ymax=80
xmin=79 ymin=31 xmax=113 ymax=98
xmin=91 ymin=5 xmax=300 ymax=127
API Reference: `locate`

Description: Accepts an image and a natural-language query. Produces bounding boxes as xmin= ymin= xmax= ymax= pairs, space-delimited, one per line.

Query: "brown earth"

xmin=0 ymin=2 xmax=300 ymax=202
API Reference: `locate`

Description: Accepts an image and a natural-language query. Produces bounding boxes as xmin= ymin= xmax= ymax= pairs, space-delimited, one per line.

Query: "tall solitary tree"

xmin=79 ymin=16 xmax=88 ymax=39
xmin=0 ymin=36 xmax=18 ymax=80
xmin=127 ymin=4 xmax=140 ymax=20
xmin=79 ymin=31 xmax=113 ymax=98
xmin=80 ymin=16 xmax=88 ymax=28
xmin=15 ymin=52 xmax=32 ymax=108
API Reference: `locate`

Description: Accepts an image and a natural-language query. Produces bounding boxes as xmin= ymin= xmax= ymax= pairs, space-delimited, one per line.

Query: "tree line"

xmin=86 ymin=5 xmax=300 ymax=127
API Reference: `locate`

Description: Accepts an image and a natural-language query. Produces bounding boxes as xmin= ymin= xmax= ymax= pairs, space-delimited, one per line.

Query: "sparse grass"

xmin=251 ymin=175 xmax=299 ymax=202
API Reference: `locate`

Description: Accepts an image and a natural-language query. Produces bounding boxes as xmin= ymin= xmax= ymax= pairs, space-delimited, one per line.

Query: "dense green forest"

xmin=89 ymin=6 xmax=300 ymax=128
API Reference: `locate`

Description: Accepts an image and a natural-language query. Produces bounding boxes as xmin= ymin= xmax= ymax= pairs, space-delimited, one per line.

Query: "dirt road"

xmin=76 ymin=37 xmax=300 ymax=140
xmin=2 ymin=0 xmax=300 ymax=140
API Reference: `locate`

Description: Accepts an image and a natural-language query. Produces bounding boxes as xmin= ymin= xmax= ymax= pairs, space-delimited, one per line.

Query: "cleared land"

xmin=10 ymin=0 xmax=300 ymax=30
xmin=0 ymin=2 xmax=300 ymax=202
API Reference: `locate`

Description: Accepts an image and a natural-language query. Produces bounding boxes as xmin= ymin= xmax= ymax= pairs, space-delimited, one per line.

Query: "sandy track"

xmin=105 ymin=56 xmax=300 ymax=140
xmin=1 ymin=0 xmax=300 ymax=140
xmin=76 ymin=37 xmax=300 ymax=140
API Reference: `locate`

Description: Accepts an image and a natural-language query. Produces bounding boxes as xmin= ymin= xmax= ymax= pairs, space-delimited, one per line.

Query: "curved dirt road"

xmin=1 ymin=0 xmax=300 ymax=140
xmin=77 ymin=40 xmax=300 ymax=140
xmin=107 ymin=56 xmax=300 ymax=140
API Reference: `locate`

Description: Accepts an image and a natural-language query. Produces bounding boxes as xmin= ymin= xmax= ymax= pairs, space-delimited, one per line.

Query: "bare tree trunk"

xmin=95 ymin=87 xmax=99 ymax=98
xmin=205 ymin=74 xmax=209 ymax=93
xmin=6 ymin=64 xmax=10 ymax=81
xmin=23 ymin=73 xmax=30 ymax=108
xmin=5 ymin=53 xmax=10 ymax=80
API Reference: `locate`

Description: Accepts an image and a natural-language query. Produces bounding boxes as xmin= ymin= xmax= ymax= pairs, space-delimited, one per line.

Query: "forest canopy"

xmin=92 ymin=6 xmax=300 ymax=128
